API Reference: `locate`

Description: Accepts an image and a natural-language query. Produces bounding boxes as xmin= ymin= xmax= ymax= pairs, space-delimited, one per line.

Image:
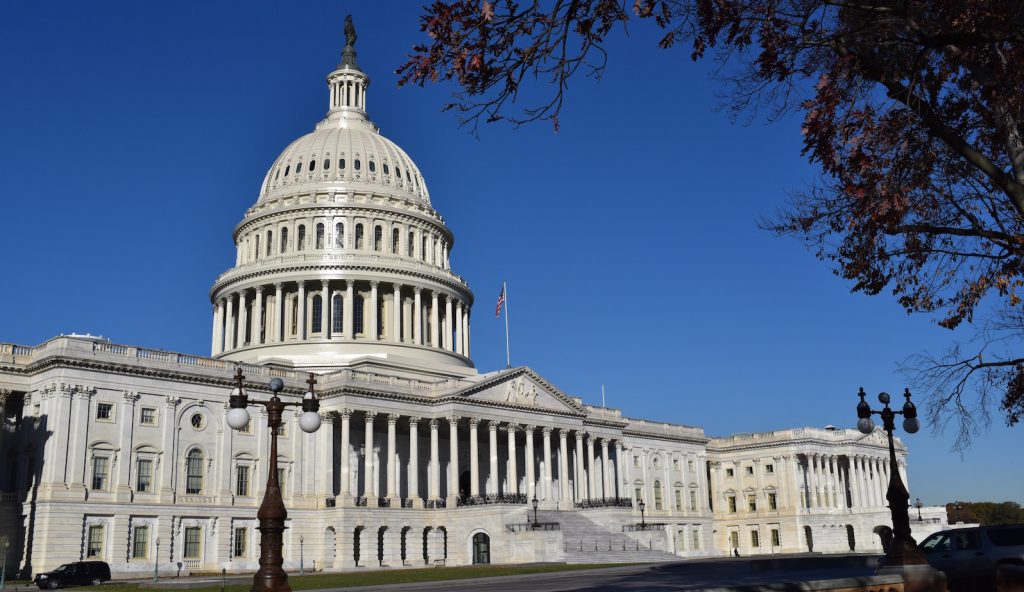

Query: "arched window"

xmin=369 ymin=160 xmax=376 ymax=173
xmin=280 ymin=227 xmax=288 ymax=254
xmin=316 ymin=223 xmax=325 ymax=249
xmin=654 ymin=480 xmax=664 ymax=511
xmin=297 ymin=225 xmax=305 ymax=251
xmin=266 ymin=231 xmax=273 ymax=256
xmin=354 ymin=295 xmax=365 ymax=335
xmin=383 ymin=163 xmax=390 ymax=175
xmin=332 ymin=294 xmax=343 ymax=333
xmin=335 ymin=223 xmax=344 ymax=248
xmin=339 ymin=158 xmax=346 ymax=170
xmin=274 ymin=168 xmax=280 ymax=180
xmin=312 ymin=295 xmax=322 ymax=332
xmin=354 ymin=159 xmax=361 ymax=171
xmin=296 ymin=162 xmax=303 ymax=174
xmin=374 ymin=226 xmax=382 ymax=251
xmin=407 ymin=232 xmax=414 ymax=257
xmin=355 ymin=224 xmax=364 ymax=249
xmin=309 ymin=159 xmax=316 ymax=171
xmin=254 ymin=235 xmax=260 ymax=260
xmin=395 ymin=166 xmax=402 ymax=180
xmin=290 ymin=296 xmax=298 ymax=336
xmin=421 ymin=237 xmax=427 ymax=261
xmin=392 ymin=228 xmax=400 ymax=253
xmin=186 ymin=449 xmax=204 ymax=494
xmin=284 ymin=165 xmax=290 ymax=177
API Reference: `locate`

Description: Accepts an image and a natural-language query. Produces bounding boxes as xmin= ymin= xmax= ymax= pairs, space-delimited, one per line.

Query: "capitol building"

xmin=0 ymin=24 xmax=946 ymax=577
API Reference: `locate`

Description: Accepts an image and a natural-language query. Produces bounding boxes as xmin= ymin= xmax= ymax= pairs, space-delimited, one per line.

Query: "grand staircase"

xmin=535 ymin=510 xmax=679 ymax=564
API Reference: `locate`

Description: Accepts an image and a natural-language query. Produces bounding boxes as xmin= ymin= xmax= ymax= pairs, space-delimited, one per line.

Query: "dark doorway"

xmin=846 ymin=525 xmax=856 ymax=551
xmin=874 ymin=525 xmax=893 ymax=554
xmin=459 ymin=470 xmax=471 ymax=499
xmin=472 ymin=532 xmax=490 ymax=564
xmin=804 ymin=526 xmax=814 ymax=552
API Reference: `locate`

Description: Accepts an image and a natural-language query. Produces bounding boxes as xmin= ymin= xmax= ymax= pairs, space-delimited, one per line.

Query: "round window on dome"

xmin=190 ymin=413 xmax=205 ymax=430
xmin=354 ymin=159 xmax=361 ymax=171
xmin=369 ymin=161 xmax=376 ymax=173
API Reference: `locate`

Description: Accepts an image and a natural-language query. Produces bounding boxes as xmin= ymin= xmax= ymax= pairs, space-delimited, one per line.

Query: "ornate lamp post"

xmin=299 ymin=536 xmax=304 ymax=575
xmin=531 ymin=496 xmax=539 ymax=527
xmin=153 ymin=538 xmax=160 ymax=583
xmin=856 ymin=387 xmax=925 ymax=567
xmin=227 ymin=368 xmax=322 ymax=592
xmin=915 ymin=498 xmax=923 ymax=521
xmin=638 ymin=499 xmax=647 ymax=530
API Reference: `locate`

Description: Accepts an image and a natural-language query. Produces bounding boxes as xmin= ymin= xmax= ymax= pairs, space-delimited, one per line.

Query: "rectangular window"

xmin=765 ymin=464 xmax=774 ymax=474
xmin=239 ymin=419 xmax=252 ymax=434
xmin=690 ymin=490 xmax=698 ymax=512
xmin=729 ymin=531 xmax=739 ymax=549
xmin=92 ymin=457 xmax=109 ymax=491
xmin=692 ymin=529 xmax=701 ymax=550
xmin=725 ymin=468 xmax=734 ymax=477
xmin=771 ymin=529 xmax=781 ymax=546
xmin=633 ymin=456 xmax=640 ymax=468
xmin=274 ymin=423 xmax=287 ymax=437
xmin=96 ymin=403 xmax=113 ymax=420
xmin=687 ymin=460 xmax=695 ymax=472
xmin=236 ymin=466 xmax=250 ymax=497
xmin=87 ymin=525 xmax=104 ymax=558
xmin=132 ymin=526 xmax=148 ymax=559
xmin=745 ymin=466 xmax=754 ymax=476
xmin=673 ymin=459 xmax=680 ymax=471
xmin=728 ymin=496 xmax=737 ymax=513
xmin=768 ymin=492 xmax=778 ymax=510
xmin=184 ymin=527 xmax=202 ymax=558
xmin=140 ymin=408 xmax=156 ymax=425
xmin=748 ymin=494 xmax=757 ymax=512
xmin=634 ymin=487 xmax=643 ymax=504
xmin=675 ymin=490 xmax=683 ymax=511
xmin=233 ymin=527 xmax=247 ymax=558
xmin=136 ymin=459 xmax=153 ymax=492
xmin=751 ymin=530 xmax=760 ymax=548
xmin=277 ymin=468 xmax=287 ymax=494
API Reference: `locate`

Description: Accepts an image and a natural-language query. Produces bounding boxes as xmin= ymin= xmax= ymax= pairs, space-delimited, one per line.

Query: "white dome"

xmin=258 ymin=117 xmax=430 ymax=204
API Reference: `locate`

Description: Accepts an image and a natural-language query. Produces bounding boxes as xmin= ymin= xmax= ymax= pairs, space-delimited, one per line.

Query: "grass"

xmin=64 ymin=563 xmax=624 ymax=592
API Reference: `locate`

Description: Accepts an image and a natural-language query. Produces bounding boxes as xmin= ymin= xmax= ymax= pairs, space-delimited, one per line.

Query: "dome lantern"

xmin=327 ymin=15 xmax=369 ymax=117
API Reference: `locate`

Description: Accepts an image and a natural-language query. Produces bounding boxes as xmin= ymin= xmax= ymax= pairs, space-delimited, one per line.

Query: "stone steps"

xmin=536 ymin=510 xmax=678 ymax=564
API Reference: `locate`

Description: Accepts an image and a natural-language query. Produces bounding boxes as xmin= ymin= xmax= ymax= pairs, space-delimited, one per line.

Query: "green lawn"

xmin=69 ymin=563 xmax=623 ymax=592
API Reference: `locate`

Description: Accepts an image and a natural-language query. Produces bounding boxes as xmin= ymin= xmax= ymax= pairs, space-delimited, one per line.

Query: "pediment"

xmin=454 ymin=368 xmax=584 ymax=414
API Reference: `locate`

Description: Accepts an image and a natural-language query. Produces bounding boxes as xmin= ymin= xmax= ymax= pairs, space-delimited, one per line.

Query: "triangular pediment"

xmin=452 ymin=367 xmax=584 ymax=414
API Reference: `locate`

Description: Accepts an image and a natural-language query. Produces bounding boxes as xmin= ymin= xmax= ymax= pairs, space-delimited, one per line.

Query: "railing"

xmin=183 ymin=559 xmax=201 ymax=569
xmin=325 ymin=497 xmax=336 ymax=508
xmin=574 ymin=497 xmax=634 ymax=509
xmin=564 ymin=539 xmax=654 ymax=552
xmin=456 ymin=493 xmax=528 ymax=506
xmin=622 ymin=523 xmax=667 ymax=532
xmin=0 ymin=492 xmax=19 ymax=505
xmin=378 ymin=497 xmax=391 ymax=507
xmin=424 ymin=499 xmax=446 ymax=509
xmin=179 ymin=494 xmax=216 ymax=505
xmin=506 ymin=522 xmax=560 ymax=532
xmin=355 ymin=496 xmax=368 ymax=507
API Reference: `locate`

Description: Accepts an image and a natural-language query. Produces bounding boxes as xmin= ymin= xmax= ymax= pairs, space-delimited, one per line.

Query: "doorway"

xmin=472 ymin=532 xmax=490 ymax=564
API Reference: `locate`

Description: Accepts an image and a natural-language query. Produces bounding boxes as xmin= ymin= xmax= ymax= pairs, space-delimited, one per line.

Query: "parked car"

xmin=918 ymin=524 xmax=1024 ymax=583
xmin=33 ymin=561 xmax=111 ymax=589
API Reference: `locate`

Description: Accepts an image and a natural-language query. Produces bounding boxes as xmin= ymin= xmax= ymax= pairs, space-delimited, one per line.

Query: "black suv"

xmin=34 ymin=561 xmax=111 ymax=589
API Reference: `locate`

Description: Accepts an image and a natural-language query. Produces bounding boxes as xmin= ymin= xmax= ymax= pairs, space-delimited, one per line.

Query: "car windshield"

xmin=54 ymin=564 xmax=73 ymax=573
xmin=921 ymin=533 xmax=952 ymax=552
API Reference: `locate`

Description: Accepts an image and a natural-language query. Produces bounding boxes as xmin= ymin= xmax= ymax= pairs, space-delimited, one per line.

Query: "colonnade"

xmin=211 ymin=279 xmax=470 ymax=357
xmin=798 ymin=453 xmax=905 ymax=511
xmin=324 ymin=410 xmax=627 ymax=506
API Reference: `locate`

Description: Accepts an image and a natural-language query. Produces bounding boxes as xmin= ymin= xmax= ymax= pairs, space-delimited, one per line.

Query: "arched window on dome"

xmin=311 ymin=295 xmax=322 ymax=333
xmin=354 ymin=159 xmax=361 ymax=171
xmin=374 ymin=226 xmax=382 ymax=251
xmin=354 ymin=295 xmax=365 ymax=336
xmin=369 ymin=160 xmax=376 ymax=173
xmin=383 ymin=163 xmax=390 ymax=176
xmin=284 ymin=165 xmax=290 ymax=177
xmin=296 ymin=162 xmax=303 ymax=174
xmin=323 ymin=158 xmax=330 ymax=170
xmin=274 ymin=168 xmax=280 ymax=180
xmin=280 ymin=227 xmax=288 ymax=254
xmin=254 ymin=235 xmax=260 ymax=260
xmin=316 ymin=223 xmax=325 ymax=249
xmin=395 ymin=167 xmax=402 ymax=181
xmin=407 ymin=231 xmax=414 ymax=257
xmin=266 ymin=231 xmax=273 ymax=257
xmin=355 ymin=224 xmax=364 ymax=250
xmin=339 ymin=158 xmax=346 ymax=170
xmin=332 ymin=294 xmax=343 ymax=333
xmin=309 ymin=159 xmax=316 ymax=172
xmin=406 ymin=171 xmax=412 ymax=183
xmin=297 ymin=225 xmax=306 ymax=251
xmin=421 ymin=236 xmax=427 ymax=261
xmin=335 ymin=223 xmax=344 ymax=248
xmin=392 ymin=228 xmax=399 ymax=254
xmin=185 ymin=449 xmax=204 ymax=495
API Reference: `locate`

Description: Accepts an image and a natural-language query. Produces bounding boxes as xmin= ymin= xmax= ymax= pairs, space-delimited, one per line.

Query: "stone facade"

xmin=0 ymin=23 xmax=947 ymax=578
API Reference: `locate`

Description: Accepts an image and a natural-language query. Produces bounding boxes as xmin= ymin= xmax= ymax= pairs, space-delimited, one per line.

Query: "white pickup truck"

xmin=918 ymin=524 xmax=1024 ymax=585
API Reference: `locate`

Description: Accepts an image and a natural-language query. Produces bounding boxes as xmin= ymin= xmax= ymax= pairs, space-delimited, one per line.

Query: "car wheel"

xmin=47 ymin=580 xmax=60 ymax=590
xmin=90 ymin=578 xmax=102 ymax=586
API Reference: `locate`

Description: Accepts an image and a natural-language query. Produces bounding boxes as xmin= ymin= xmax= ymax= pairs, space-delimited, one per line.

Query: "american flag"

xmin=495 ymin=285 xmax=505 ymax=318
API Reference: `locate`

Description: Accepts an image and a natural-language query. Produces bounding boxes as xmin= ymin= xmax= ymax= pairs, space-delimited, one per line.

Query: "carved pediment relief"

xmin=457 ymin=369 xmax=583 ymax=413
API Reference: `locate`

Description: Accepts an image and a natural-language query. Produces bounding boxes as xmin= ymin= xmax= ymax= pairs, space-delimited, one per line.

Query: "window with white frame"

xmin=334 ymin=223 xmax=343 ymax=248
xmin=96 ymin=403 xmax=113 ymax=421
xmin=673 ymin=459 xmax=681 ymax=471
xmin=91 ymin=456 xmax=110 ymax=491
xmin=745 ymin=466 xmax=754 ymax=476
xmin=316 ymin=223 xmax=325 ymax=249
xmin=136 ymin=458 xmax=153 ymax=492
xmin=238 ymin=418 xmax=252 ymax=434
xmin=634 ymin=486 xmax=642 ymax=503
xmin=312 ymin=295 xmax=323 ymax=331
xmin=236 ymin=466 xmax=250 ymax=497
xmin=728 ymin=495 xmax=737 ymax=513
xmin=132 ymin=525 xmax=148 ymax=559
xmin=653 ymin=481 xmax=664 ymax=511
xmin=765 ymin=463 xmax=774 ymax=474
xmin=675 ymin=489 xmax=683 ymax=511
xmin=184 ymin=526 xmax=202 ymax=558
xmin=692 ymin=528 xmax=701 ymax=550
xmin=689 ymin=490 xmax=698 ymax=511
xmin=277 ymin=467 xmax=287 ymax=494
xmin=140 ymin=407 xmax=156 ymax=425
xmin=768 ymin=492 xmax=778 ymax=510
xmin=633 ymin=455 xmax=640 ymax=468
xmin=185 ymin=449 xmax=204 ymax=494
xmin=233 ymin=527 xmax=247 ymax=558
xmin=748 ymin=494 xmax=757 ymax=511
xmin=751 ymin=530 xmax=760 ymax=548
xmin=688 ymin=459 xmax=695 ymax=472
xmin=771 ymin=528 xmax=781 ymax=546
xmin=87 ymin=524 xmax=104 ymax=558
xmin=725 ymin=468 xmax=734 ymax=477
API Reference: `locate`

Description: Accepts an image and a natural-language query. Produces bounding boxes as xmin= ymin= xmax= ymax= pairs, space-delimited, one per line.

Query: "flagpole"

xmin=503 ymin=281 xmax=511 ymax=368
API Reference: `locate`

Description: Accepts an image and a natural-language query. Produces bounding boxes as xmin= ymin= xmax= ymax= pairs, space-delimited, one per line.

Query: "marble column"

xmin=408 ymin=418 xmax=420 ymax=502
xmin=444 ymin=295 xmax=453 ymax=351
xmin=464 ymin=309 xmax=471 ymax=357
xmin=558 ymin=429 xmax=570 ymax=501
xmin=506 ymin=424 xmax=519 ymax=495
xmin=488 ymin=422 xmax=499 ymax=496
xmin=600 ymin=439 xmax=611 ymax=499
xmin=541 ymin=427 xmax=552 ymax=500
xmin=575 ymin=432 xmax=586 ymax=502
xmin=523 ymin=425 xmax=536 ymax=500
xmin=386 ymin=414 xmax=398 ymax=500
xmin=225 ymin=294 xmax=235 ymax=350
xmin=211 ymin=301 xmax=223 ymax=355
xmin=369 ymin=281 xmax=379 ymax=340
xmin=413 ymin=287 xmax=423 ymax=345
xmin=428 ymin=419 xmax=440 ymax=500
xmin=253 ymin=287 xmax=264 ymax=345
xmin=339 ymin=410 xmax=351 ymax=499
xmin=615 ymin=441 xmax=626 ymax=498
xmin=807 ymin=454 xmax=819 ymax=509
xmin=297 ymin=281 xmax=306 ymax=339
xmin=469 ymin=419 xmax=480 ymax=497
xmin=392 ymin=284 xmax=402 ymax=343
xmin=586 ymin=435 xmax=596 ymax=500
xmin=321 ymin=280 xmax=330 ymax=337
xmin=273 ymin=282 xmax=284 ymax=342
xmin=455 ymin=301 xmax=464 ymax=355
xmin=430 ymin=291 xmax=440 ymax=347
xmin=237 ymin=290 xmax=249 ymax=346
xmin=448 ymin=416 xmax=460 ymax=501
xmin=345 ymin=280 xmax=355 ymax=339
xmin=848 ymin=456 xmax=860 ymax=508
xmin=364 ymin=412 xmax=376 ymax=500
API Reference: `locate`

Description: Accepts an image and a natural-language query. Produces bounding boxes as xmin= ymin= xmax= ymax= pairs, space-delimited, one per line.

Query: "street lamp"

xmin=227 ymin=368 xmax=321 ymax=592
xmin=299 ymin=536 xmax=304 ymax=576
xmin=153 ymin=538 xmax=160 ymax=583
xmin=915 ymin=498 xmax=923 ymax=521
xmin=856 ymin=387 xmax=925 ymax=567
xmin=638 ymin=499 xmax=647 ymax=530
xmin=531 ymin=497 xmax=539 ymax=527
xmin=1 ymin=538 xmax=9 ymax=592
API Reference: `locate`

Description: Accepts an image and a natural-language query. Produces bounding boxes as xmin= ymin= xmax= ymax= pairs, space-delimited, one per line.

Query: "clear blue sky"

xmin=1 ymin=2 xmax=1019 ymax=504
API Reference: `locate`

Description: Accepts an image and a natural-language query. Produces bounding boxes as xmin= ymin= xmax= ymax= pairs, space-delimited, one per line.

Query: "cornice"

xmin=622 ymin=428 xmax=711 ymax=446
